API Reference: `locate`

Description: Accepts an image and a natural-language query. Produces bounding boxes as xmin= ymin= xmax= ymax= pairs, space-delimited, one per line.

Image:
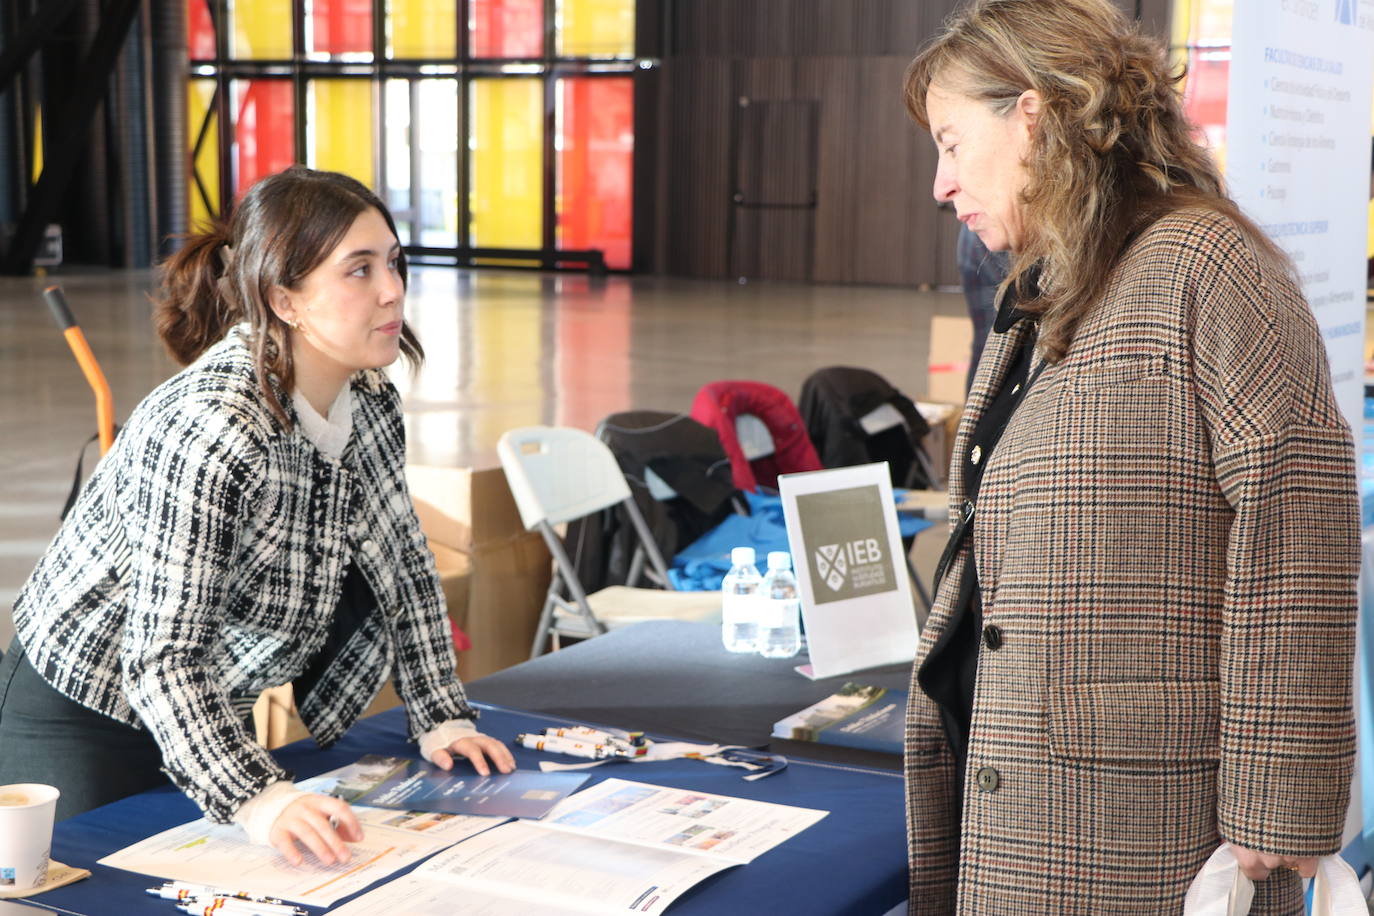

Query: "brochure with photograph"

xmin=330 ymin=754 xmax=589 ymax=820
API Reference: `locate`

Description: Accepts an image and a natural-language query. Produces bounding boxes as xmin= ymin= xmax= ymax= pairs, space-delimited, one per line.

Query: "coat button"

xmin=970 ymin=445 xmax=982 ymax=466
xmin=361 ymin=539 xmax=376 ymax=553
xmin=976 ymin=766 xmax=1000 ymax=792
xmin=983 ymin=624 xmax=1003 ymax=650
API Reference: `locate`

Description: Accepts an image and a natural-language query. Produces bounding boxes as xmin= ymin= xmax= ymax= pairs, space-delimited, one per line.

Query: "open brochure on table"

xmin=328 ymin=778 xmax=829 ymax=915
xmin=97 ymin=759 xmax=512 ymax=907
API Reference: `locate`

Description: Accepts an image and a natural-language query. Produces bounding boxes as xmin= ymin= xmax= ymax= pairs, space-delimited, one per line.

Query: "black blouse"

xmin=916 ymin=276 xmax=1041 ymax=814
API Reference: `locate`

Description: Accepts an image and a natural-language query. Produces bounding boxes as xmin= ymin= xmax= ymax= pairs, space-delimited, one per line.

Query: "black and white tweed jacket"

xmin=14 ymin=326 xmax=475 ymax=823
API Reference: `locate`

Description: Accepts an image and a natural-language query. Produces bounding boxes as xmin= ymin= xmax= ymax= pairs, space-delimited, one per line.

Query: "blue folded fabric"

xmin=668 ymin=490 xmax=934 ymax=591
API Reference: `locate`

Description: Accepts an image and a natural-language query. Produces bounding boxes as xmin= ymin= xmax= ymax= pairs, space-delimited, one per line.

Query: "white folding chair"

xmin=497 ymin=426 xmax=722 ymax=657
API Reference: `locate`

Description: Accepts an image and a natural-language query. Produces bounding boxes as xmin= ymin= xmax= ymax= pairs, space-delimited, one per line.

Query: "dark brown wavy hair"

xmin=152 ymin=166 xmax=422 ymax=425
xmin=905 ymin=0 xmax=1289 ymax=362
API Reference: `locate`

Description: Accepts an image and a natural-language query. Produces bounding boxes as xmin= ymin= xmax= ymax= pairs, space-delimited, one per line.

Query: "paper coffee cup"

xmin=0 ymin=783 xmax=60 ymax=891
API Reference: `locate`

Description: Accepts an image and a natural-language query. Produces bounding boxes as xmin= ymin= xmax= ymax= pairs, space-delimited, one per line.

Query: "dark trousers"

xmin=0 ymin=638 xmax=169 ymax=821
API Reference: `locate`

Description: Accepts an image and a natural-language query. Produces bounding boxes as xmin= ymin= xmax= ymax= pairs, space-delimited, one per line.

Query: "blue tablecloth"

xmin=40 ymin=703 xmax=907 ymax=915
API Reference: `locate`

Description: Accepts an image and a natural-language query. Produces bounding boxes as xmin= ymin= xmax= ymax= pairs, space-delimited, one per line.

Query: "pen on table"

xmin=544 ymin=726 xmax=647 ymax=747
xmin=174 ymin=898 xmax=308 ymax=916
xmin=147 ymin=883 xmax=287 ymax=905
xmin=518 ymin=732 xmax=646 ymax=759
xmin=517 ymin=732 xmax=615 ymax=759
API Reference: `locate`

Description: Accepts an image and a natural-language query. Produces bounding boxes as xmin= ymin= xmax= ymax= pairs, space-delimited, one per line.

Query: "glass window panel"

xmin=556 ymin=0 xmax=634 ymax=59
xmin=386 ymin=80 xmax=459 ymax=248
xmin=389 ymin=0 xmax=457 ymax=58
xmin=470 ymin=0 xmax=543 ymax=59
xmin=415 ymin=80 xmax=459 ymax=248
xmin=231 ymin=0 xmax=292 ymax=59
xmin=188 ymin=0 xmax=216 ymax=59
xmin=469 ymin=78 xmax=543 ymax=249
xmin=233 ymin=80 xmax=295 ymax=198
xmin=384 ymin=80 xmax=414 ymax=244
xmin=1184 ymin=0 xmax=1232 ymax=45
xmin=188 ymin=79 xmax=220 ymax=230
xmin=308 ymin=80 xmax=376 ymax=189
xmin=557 ymin=77 xmax=632 ymax=270
xmin=308 ymin=0 xmax=373 ymax=57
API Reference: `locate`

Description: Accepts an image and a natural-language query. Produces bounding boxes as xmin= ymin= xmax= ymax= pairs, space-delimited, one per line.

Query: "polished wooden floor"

xmin=0 ymin=266 xmax=969 ymax=648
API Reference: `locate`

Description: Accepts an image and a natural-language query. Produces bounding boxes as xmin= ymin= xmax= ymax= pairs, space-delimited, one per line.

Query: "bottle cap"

xmin=730 ymin=546 xmax=756 ymax=566
xmin=767 ymin=551 xmax=792 ymax=570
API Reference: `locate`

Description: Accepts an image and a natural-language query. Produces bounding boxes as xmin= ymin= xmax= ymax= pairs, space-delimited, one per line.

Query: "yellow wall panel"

xmin=390 ymin=0 xmax=456 ymax=58
xmin=232 ymin=0 xmax=292 ymax=59
xmin=311 ymin=80 xmax=375 ymax=189
xmin=469 ymin=79 xmax=542 ymax=249
xmin=188 ymin=80 xmax=220 ymax=231
xmin=558 ymin=0 xmax=634 ymax=58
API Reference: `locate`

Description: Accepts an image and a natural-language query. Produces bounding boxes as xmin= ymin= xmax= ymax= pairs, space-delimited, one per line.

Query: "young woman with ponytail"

xmin=0 ymin=167 xmax=512 ymax=867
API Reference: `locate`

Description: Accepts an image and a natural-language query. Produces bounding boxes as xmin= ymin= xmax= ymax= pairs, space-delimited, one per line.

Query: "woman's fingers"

xmin=270 ymin=829 xmax=306 ymax=868
xmin=271 ymin=795 xmax=360 ymax=866
xmin=480 ymin=736 xmax=517 ymax=773
xmin=449 ymin=735 xmax=517 ymax=775
xmin=429 ymin=747 xmax=454 ymax=771
xmin=457 ymin=740 xmax=491 ymax=776
xmin=325 ymin=797 xmax=365 ymax=842
xmin=1229 ymin=844 xmax=1316 ymax=882
xmin=1292 ymin=857 xmax=1319 ymax=879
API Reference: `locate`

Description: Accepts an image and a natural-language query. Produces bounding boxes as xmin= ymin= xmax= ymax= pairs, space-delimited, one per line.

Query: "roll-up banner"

xmin=1227 ymin=0 xmax=1374 ymax=859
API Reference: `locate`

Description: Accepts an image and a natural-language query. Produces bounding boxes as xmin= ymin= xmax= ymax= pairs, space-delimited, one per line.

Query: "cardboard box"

xmin=252 ymin=466 xmax=552 ymax=749
xmin=405 ymin=465 xmax=552 ymax=683
xmin=916 ymin=401 xmax=962 ymax=489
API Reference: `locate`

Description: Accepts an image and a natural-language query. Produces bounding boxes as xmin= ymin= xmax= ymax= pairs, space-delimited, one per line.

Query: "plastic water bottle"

xmin=757 ymin=551 xmax=802 ymax=659
xmin=721 ymin=547 xmax=763 ymax=653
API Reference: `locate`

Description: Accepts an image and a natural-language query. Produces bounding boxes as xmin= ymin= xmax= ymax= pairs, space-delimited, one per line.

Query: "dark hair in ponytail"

xmin=152 ymin=166 xmax=422 ymax=426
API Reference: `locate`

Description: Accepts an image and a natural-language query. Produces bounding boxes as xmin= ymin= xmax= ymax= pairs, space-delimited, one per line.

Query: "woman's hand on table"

xmin=269 ymin=793 xmax=363 ymax=867
xmin=428 ymin=733 xmax=516 ymax=777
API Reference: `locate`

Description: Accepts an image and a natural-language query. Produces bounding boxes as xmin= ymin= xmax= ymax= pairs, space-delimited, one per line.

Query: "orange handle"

xmin=61 ymin=326 xmax=115 ymax=455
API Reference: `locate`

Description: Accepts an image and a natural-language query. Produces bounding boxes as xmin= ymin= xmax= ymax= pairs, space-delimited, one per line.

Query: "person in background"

xmin=956 ymin=221 xmax=1009 ymax=391
xmin=903 ymin=1 xmax=1358 ymax=913
xmin=0 ymin=167 xmax=513 ymax=867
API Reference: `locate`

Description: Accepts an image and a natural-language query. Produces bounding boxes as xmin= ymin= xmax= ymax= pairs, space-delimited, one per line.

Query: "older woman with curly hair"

xmin=903 ymin=1 xmax=1359 ymax=913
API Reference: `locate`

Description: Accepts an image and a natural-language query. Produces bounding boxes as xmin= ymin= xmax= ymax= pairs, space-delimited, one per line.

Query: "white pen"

xmin=176 ymin=898 xmax=307 ymax=916
xmin=147 ymin=883 xmax=286 ymax=905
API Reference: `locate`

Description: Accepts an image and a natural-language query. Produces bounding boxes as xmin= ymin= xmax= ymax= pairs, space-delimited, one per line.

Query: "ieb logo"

xmin=796 ymin=484 xmax=897 ymax=605
xmin=815 ymin=544 xmax=848 ymax=591
xmin=1335 ymin=0 xmax=1355 ymax=25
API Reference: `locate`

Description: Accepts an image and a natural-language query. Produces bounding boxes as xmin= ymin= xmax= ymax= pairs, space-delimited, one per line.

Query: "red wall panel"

xmin=558 ymin=77 xmax=633 ymax=270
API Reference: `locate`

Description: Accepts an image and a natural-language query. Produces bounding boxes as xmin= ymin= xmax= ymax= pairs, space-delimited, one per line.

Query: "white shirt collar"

xmin=291 ymin=383 xmax=353 ymax=460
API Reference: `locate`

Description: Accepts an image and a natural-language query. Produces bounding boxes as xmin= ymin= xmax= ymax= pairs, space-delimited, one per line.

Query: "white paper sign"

xmin=778 ymin=463 xmax=919 ymax=678
xmin=1227 ymin=0 xmax=1374 ymax=853
xmin=1226 ymin=0 xmax=1374 ymax=430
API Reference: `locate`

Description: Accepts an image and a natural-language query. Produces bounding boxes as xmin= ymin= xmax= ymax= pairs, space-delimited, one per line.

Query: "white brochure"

xmin=328 ymin=778 xmax=828 ymax=916
xmin=98 ymin=760 xmax=509 ymax=907
xmin=98 ymin=819 xmax=454 ymax=907
xmin=778 ymin=462 xmax=919 ymax=678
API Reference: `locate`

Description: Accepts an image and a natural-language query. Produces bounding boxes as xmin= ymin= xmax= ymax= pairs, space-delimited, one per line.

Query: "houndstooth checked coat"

xmin=14 ymin=327 xmax=475 ymax=823
xmin=904 ymin=208 xmax=1359 ymax=915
